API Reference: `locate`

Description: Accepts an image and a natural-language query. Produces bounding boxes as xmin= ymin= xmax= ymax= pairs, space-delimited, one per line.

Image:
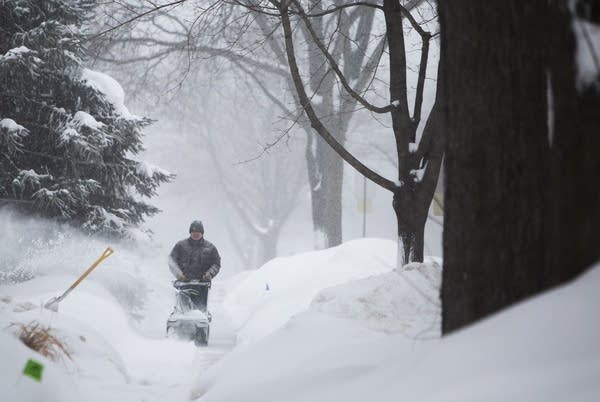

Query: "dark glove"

xmin=202 ymin=272 xmax=212 ymax=281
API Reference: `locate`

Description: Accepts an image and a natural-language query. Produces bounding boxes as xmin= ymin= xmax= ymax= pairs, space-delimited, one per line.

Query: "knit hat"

xmin=189 ymin=220 xmax=204 ymax=234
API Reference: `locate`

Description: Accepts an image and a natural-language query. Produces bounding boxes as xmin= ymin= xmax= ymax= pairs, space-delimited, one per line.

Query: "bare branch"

xmin=302 ymin=2 xmax=384 ymax=17
xmin=280 ymin=3 xmax=396 ymax=192
xmin=397 ymin=1 xmax=429 ymax=37
xmin=412 ymin=33 xmax=430 ymax=128
xmin=253 ymin=13 xmax=287 ymax=65
xmin=234 ymin=61 xmax=295 ymax=117
xmin=225 ymin=0 xmax=282 ymax=17
xmin=89 ymin=0 xmax=188 ymax=40
xmin=291 ymin=0 xmax=395 ymax=114
xmin=95 ymin=35 xmax=289 ymax=77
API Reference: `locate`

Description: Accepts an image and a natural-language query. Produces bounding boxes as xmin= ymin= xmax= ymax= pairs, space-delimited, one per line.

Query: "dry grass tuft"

xmin=10 ymin=321 xmax=72 ymax=362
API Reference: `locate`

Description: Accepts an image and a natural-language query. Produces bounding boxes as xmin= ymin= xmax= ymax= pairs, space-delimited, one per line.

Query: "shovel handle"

xmin=68 ymin=247 xmax=114 ymax=290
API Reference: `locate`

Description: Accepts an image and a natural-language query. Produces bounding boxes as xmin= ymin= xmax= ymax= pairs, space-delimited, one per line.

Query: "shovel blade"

xmin=44 ymin=297 xmax=60 ymax=312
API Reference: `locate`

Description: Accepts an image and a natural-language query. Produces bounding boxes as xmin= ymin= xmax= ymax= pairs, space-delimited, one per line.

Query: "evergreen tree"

xmin=0 ymin=0 xmax=173 ymax=236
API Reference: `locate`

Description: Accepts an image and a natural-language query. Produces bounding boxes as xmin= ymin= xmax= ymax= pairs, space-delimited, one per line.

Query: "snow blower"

xmin=166 ymin=279 xmax=212 ymax=346
xmin=44 ymin=247 xmax=114 ymax=312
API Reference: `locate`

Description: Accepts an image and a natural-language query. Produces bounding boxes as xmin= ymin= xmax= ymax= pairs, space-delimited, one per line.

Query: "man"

xmin=168 ymin=220 xmax=221 ymax=309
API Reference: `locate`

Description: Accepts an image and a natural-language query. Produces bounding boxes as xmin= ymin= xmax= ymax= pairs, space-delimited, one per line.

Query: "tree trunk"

xmin=306 ymin=130 xmax=343 ymax=248
xmin=393 ymin=185 xmax=427 ymax=265
xmin=544 ymin=2 xmax=600 ymax=287
xmin=440 ymin=1 xmax=548 ymax=334
xmin=305 ymin=1 xmax=344 ymax=249
xmin=439 ymin=1 xmax=600 ymax=334
xmin=385 ymin=0 xmax=424 ymax=266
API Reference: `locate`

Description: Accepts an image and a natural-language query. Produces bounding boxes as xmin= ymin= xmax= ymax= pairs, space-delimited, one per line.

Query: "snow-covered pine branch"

xmin=0 ymin=118 xmax=29 ymax=154
xmin=0 ymin=0 xmax=173 ymax=237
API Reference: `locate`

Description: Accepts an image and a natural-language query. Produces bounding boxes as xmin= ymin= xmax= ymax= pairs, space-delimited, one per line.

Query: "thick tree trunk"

xmin=440 ymin=1 xmax=549 ymax=334
xmin=544 ymin=3 xmax=600 ymax=287
xmin=385 ymin=0 xmax=425 ymax=266
xmin=304 ymin=1 xmax=345 ymax=249
xmin=439 ymin=1 xmax=600 ymax=334
xmin=393 ymin=184 xmax=428 ymax=265
xmin=306 ymin=132 xmax=343 ymax=248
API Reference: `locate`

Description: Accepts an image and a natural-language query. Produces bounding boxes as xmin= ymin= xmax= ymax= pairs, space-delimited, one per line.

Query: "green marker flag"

xmin=23 ymin=358 xmax=44 ymax=382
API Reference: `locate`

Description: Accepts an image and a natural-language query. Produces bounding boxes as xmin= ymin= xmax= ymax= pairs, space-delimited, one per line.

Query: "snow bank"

xmin=311 ymin=258 xmax=441 ymax=336
xmin=220 ymin=238 xmax=398 ymax=344
xmin=0 ymin=273 xmax=201 ymax=402
xmin=191 ymin=312 xmax=390 ymax=401
xmin=193 ymin=239 xmax=442 ymax=399
xmin=193 ymin=240 xmax=600 ymax=402
xmin=0 ymin=278 xmax=132 ymax=402
xmin=0 ymin=327 xmax=73 ymax=402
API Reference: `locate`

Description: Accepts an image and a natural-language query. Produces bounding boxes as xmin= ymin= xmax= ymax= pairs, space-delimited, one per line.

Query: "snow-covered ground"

xmin=194 ymin=255 xmax=600 ymax=402
xmin=1 ymin=230 xmax=599 ymax=402
xmin=0 ymin=271 xmax=235 ymax=402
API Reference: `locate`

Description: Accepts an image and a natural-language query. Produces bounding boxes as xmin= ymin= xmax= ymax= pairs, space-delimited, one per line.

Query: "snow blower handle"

xmin=68 ymin=246 xmax=114 ymax=290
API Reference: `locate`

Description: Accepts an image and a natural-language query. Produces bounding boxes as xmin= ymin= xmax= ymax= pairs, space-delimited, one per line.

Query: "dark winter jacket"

xmin=168 ymin=238 xmax=221 ymax=280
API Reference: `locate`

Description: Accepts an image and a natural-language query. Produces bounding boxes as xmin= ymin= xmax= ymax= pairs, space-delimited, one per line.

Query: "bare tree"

xmin=259 ymin=0 xmax=444 ymax=265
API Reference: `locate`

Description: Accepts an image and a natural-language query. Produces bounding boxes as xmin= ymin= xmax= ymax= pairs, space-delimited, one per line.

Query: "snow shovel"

xmin=44 ymin=247 xmax=114 ymax=312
